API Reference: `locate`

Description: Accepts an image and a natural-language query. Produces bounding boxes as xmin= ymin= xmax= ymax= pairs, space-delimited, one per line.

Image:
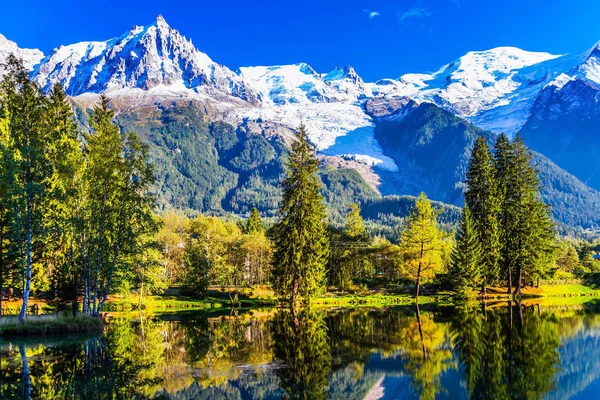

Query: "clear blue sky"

xmin=2 ymin=0 xmax=600 ymax=81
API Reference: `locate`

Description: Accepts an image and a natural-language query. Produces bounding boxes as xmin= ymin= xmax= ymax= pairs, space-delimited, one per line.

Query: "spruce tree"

xmin=246 ymin=207 xmax=264 ymax=235
xmin=508 ymin=135 xmax=555 ymax=293
xmin=273 ymin=124 xmax=329 ymax=302
xmin=494 ymin=133 xmax=513 ymax=293
xmin=495 ymin=134 xmax=556 ymax=294
xmin=449 ymin=206 xmax=483 ymax=297
xmin=465 ymin=135 xmax=500 ymax=294
xmin=44 ymin=84 xmax=84 ymax=315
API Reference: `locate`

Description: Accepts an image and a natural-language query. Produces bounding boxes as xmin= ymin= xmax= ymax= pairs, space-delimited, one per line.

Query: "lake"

xmin=2 ymin=300 xmax=600 ymax=399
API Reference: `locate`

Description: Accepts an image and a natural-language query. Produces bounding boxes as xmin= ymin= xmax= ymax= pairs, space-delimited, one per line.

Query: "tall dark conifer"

xmin=245 ymin=207 xmax=263 ymax=235
xmin=465 ymin=135 xmax=500 ymax=294
xmin=273 ymin=124 xmax=329 ymax=303
xmin=449 ymin=206 xmax=483 ymax=297
xmin=494 ymin=133 xmax=513 ymax=293
xmin=506 ymin=135 xmax=555 ymax=294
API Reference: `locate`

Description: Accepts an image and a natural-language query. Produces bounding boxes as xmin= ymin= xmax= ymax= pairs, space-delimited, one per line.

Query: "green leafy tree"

xmin=465 ymin=135 xmax=501 ymax=292
xmin=273 ymin=124 xmax=329 ymax=302
xmin=399 ymin=192 xmax=444 ymax=299
xmin=0 ymin=55 xmax=51 ymax=322
xmin=555 ymin=240 xmax=580 ymax=274
xmin=183 ymin=241 xmax=209 ymax=295
xmin=449 ymin=206 xmax=483 ymax=297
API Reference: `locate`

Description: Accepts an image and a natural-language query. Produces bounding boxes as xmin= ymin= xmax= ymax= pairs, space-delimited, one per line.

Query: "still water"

xmin=1 ymin=301 xmax=600 ymax=399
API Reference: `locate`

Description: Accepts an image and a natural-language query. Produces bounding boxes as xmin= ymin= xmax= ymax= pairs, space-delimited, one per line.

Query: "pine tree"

xmin=44 ymin=84 xmax=84 ymax=315
xmin=399 ymin=193 xmax=444 ymax=299
xmin=465 ymin=135 xmax=500 ymax=294
xmin=495 ymin=134 xmax=555 ymax=294
xmin=494 ymin=133 xmax=513 ymax=293
xmin=245 ymin=207 xmax=264 ymax=235
xmin=273 ymin=124 xmax=329 ymax=303
xmin=449 ymin=206 xmax=483 ymax=297
xmin=509 ymin=136 xmax=555 ymax=293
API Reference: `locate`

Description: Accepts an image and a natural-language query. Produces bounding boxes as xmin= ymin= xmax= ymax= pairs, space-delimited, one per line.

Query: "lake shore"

xmin=102 ymin=283 xmax=600 ymax=311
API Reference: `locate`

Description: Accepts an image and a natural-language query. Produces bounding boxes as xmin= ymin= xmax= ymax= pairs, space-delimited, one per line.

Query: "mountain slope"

xmin=367 ymin=97 xmax=600 ymax=229
xmin=520 ymin=44 xmax=600 ymax=191
xmin=1 ymin=18 xmax=599 ymax=231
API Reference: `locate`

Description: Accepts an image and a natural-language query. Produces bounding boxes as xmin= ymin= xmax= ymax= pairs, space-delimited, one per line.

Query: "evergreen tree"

xmin=495 ymin=134 xmax=556 ymax=294
xmin=449 ymin=206 xmax=483 ymax=297
xmin=494 ymin=133 xmax=513 ymax=293
xmin=245 ymin=207 xmax=263 ymax=235
xmin=345 ymin=203 xmax=366 ymax=238
xmin=399 ymin=192 xmax=444 ymax=299
xmin=43 ymin=84 xmax=84 ymax=315
xmin=465 ymin=135 xmax=500 ymax=293
xmin=273 ymin=124 xmax=329 ymax=303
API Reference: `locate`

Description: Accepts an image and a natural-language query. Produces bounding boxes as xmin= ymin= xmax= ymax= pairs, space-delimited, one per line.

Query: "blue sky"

xmin=2 ymin=0 xmax=600 ymax=81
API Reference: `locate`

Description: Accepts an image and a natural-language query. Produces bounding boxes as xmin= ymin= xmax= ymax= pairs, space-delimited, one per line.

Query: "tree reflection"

xmin=272 ymin=307 xmax=332 ymax=399
xmin=400 ymin=303 xmax=455 ymax=400
xmin=451 ymin=301 xmax=560 ymax=400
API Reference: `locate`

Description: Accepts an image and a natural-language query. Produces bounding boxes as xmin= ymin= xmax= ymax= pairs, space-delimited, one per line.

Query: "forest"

xmin=1 ymin=54 xmax=600 ymax=323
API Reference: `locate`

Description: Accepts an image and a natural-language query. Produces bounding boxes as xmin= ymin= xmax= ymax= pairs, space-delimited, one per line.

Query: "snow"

xmin=239 ymin=63 xmax=366 ymax=105
xmin=0 ymin=34 xmax=44 ymax=73
xmin=31 ymin=16 xmax=254 ymax=101
xmin=4 ymin=19 xmax=600 ymax=180
xmin=545 ymin=73 xmax=575 ymax=90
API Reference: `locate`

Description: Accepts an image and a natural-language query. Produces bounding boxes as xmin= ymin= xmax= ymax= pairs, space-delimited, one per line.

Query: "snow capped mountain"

xmin=381 ymin=47 xmax=563 ymax=133
xmin=32 ymin=16 xmax=258 ymax=103
xmin=239 ymin=63 xmax=368 ymax=105
xmin=519 ymin=43 xmax=600 ymax=190
xmin=0 ymin=34 xmax=44 ymax=73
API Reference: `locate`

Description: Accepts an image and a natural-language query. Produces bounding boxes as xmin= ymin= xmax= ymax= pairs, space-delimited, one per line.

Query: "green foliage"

xmin=449 ymin=206 xmax=483 ymax=296
xmin=273 ymin=125 xmax=330 ymax=302
xmin=184 ymin=241 xmax=210 ymax=295
xmin=272 ymin=308 xmax=331 ymax=399
xmin=465 ymin=135 xmax=501 ymax=287
xmin=399 ymin=193 xmax=445 ymax=298
xmin=245 ymin=207 xmax=264 ymax=235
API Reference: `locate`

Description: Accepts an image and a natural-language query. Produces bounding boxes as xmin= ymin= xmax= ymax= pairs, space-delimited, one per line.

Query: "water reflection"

xmin=1 ymin=301 xmax=600 ymax=399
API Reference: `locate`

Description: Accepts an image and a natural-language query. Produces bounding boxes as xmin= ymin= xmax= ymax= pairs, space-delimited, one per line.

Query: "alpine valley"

xmin=2 ymin=15 xmax=600 ymax=234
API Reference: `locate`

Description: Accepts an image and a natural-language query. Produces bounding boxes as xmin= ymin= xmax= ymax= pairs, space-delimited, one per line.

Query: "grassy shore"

xmin=0 ymin=313 xmax=104 ymax=337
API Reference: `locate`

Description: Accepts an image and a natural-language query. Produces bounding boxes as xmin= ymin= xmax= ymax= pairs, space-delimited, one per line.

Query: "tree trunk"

xmin=514 ymin=265 xmax=522 ymax=295
xmin=415 ymin=302 xmax=427 ymax=360
xmin=507 ymin=265 xmax=512 ymax=295
xmin=415 ymin=265 xmax=422 ymax=299
xmin=19 ymin=195 xmax=33 ymax=324
xmin=19 ymin=344 xmax=31 ymax=400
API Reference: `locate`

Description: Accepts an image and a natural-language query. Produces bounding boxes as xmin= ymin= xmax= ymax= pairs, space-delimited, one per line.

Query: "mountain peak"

xmin=154 ymin=14 xmax=170 ymax=28
xmin=31 ymin=17 xmax=258 ymax=102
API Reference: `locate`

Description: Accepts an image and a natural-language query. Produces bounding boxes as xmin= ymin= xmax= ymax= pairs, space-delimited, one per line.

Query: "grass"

xmin=0 ymin=313 xmax=104 ymax=337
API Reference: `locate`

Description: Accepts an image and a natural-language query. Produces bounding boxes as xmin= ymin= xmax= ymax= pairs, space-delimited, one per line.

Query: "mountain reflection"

xmin=2 ymin=302 xmax=600 ymax=399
